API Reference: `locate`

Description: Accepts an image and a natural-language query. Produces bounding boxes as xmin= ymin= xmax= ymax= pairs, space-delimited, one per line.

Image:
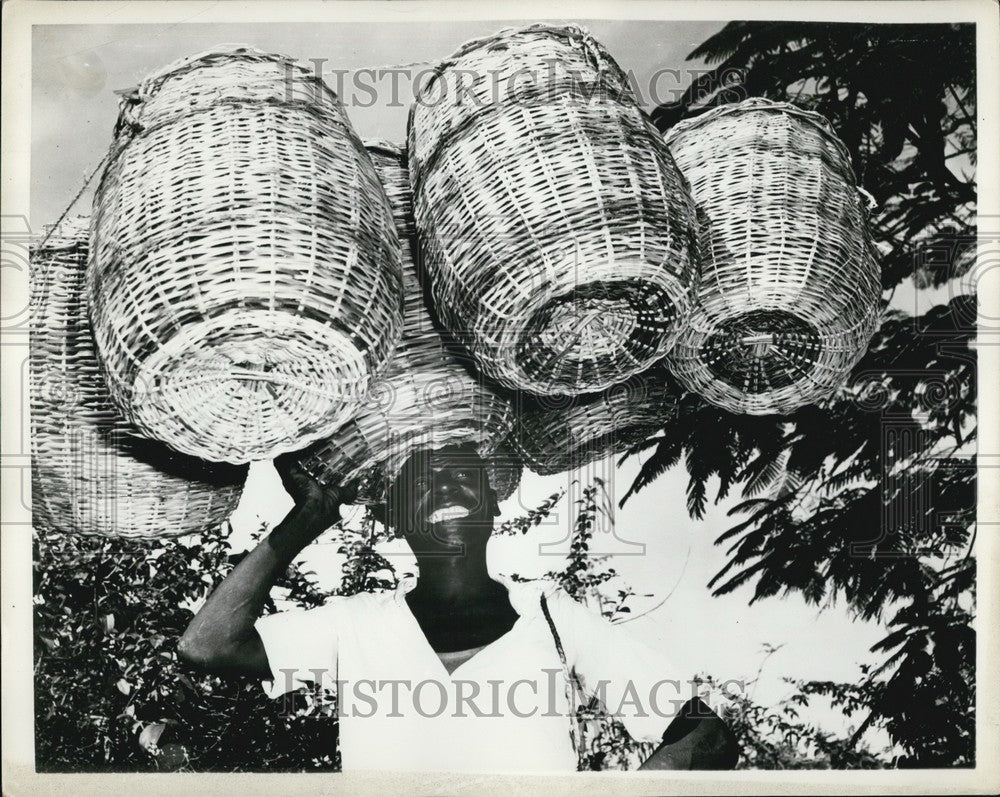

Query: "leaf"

xmin=156 ymin=742 xmax=187 ymax=771
xmin=116 ymin=679 xmax=132 ymax=696
xmin=139 ymin=722 xmax=165 ymax=752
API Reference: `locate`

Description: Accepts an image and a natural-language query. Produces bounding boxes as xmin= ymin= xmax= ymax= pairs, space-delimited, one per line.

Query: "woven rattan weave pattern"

xmin=30 ymin=216 xmax=247 ymax=539
xmin=512 ymin=368 xmax=680 ymax=476
xmin=484 ymin=443 xmax=522 ymax=505
xmin=664 ymin=98 xmax=882 ymax=415
xmin=295 ymin=142 xmax=519 ymax=505
xmin=89 ymin=46 xmax=404 ymax=464
xmin=408 ymin=25 xmax=699 ymax=396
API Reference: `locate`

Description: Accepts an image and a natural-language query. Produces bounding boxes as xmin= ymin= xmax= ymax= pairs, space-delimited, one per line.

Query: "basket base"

xmin=699 ymin=310 xmax=823 ymax=396
xmin=511 ymin=278 xmax=682 ymax=395
xmin=131 ymin=309 xmax=370 ymax=463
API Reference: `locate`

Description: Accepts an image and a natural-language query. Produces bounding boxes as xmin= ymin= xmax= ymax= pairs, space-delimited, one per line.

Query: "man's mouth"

xmin=427 ymin=505 xmax=471 ymax=524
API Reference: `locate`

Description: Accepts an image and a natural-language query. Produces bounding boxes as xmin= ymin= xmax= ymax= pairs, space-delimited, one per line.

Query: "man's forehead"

xmin=399 ymin=445 xmax=486 ymax=473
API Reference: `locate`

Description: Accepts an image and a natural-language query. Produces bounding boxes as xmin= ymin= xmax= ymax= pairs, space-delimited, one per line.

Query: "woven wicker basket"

xmin=408 ymin=25 xmax=699 ymax=396
xmin=30 ymin=216 xmax=247 ymax=539
xmin=294 ymin=142 xmax=518 ymax=504
xmin=484 ymin=443 xmax=523 ymax=504
xmin=663 ymin=99 xmax=882 ymax=415
xmin=89 ymin=46 xmax=404 ymax=463
xmin=512 ymin=368 xmax=680 ymax=476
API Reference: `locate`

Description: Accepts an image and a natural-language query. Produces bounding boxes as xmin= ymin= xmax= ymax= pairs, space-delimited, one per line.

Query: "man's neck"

xmin=408 ymin=546 xmax=501 ymax=605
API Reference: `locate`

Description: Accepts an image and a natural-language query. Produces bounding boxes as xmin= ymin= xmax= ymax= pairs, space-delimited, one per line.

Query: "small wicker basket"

xmin=408 ymin=25 xmax=699 ymax=396
xmin=294 ymin=142 xmax=518 ymax=504
xmin=663 ymin=99 xmax=882 ymax=415
xmin=512 ymin=368 xmax=681 ymax=476
xmin=30 ymin=216 xmax=247 ymax=539
xmin=89 ymin=46 xmax=404 ymax=463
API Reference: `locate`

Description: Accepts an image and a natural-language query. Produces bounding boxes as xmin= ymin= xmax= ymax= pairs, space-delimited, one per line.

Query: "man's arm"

xmin=638 ymin=697 xmax=740 ymax=770
xmin=177 ymin=455 xmax=352 ymax=679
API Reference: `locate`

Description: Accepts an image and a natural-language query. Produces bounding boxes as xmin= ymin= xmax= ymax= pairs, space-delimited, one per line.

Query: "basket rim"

xmin=406 ymin=23 xmax=632 ymax=151
xmin=678 ymin=298 xmax=883 ymax=340
xmin=666 ymin=96 xmax=883 ymax=267
xmin=35 ymin=215 xmax=91 ymax=252
xmin=418 ymin=23 xmax=600 ymax=92
xmin=663 ymin=98 xmax=855 ymax=170
xmin=664 ymin=97 xmax=836 ymax=137
xmin=130 ymin=44 xmax=323 ymax=99
xmin=663 ymin=97 xmax=857 ymax=181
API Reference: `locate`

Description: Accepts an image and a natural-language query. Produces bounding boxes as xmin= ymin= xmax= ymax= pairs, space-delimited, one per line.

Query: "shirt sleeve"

xmin=254 ymin=601 xmax=340 ymax=699
xmin=546 ymin=588 xmax=680 ymax=743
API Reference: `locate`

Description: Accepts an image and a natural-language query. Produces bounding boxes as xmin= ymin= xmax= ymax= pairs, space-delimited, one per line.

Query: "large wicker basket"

xmin=512 ymin=367 xmax=681 ymax=476
xmin=408 ymin=25 xmax=699 ymax=396
xmin=30 ymin=216 xmax=247 ymax=539
xmin=295 ymin=142 xmax=519 ymax=504
xmin=663 ymin=99 xmax=882 ymax=415
xmin=89 ymin=46 xmax=404 ymax=463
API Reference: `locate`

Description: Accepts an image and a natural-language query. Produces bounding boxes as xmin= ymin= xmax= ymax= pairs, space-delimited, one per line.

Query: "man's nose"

xmin=434 ymin=469 xmax=476 ymax=502
xmin=433 ymin=475 xmax=457 ymax=497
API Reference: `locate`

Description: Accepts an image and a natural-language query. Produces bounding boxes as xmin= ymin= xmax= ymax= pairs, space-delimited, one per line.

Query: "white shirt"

xmin=255 ymin=575 xmax=678 ymax=772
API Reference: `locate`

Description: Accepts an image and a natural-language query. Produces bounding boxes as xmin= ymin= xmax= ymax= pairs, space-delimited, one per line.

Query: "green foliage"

xmin=334 ymin=510 xmax=400 ymax=596
xmin=33 ymin=522 xmax=342 ymax=772
xmin=629 ymin=21 xmax=978 ymax=767
xmin=34 ymin=509 xmax=410 ymax=772
xmin=711 ymin=674 xmax=891 ymax=769
xmin=497 ymin=489 xmax=566 ymax=536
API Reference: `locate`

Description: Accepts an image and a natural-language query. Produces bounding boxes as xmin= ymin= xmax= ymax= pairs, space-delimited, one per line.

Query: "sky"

xmin=31 ymin=19 xmax=900 ymax=746
xmin=30 ymin=19 xmax=722 ymax=226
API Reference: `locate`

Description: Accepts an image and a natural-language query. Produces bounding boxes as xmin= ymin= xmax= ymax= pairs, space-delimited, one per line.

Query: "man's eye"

xmin=454 ymin=470 xmax=472 ymax=481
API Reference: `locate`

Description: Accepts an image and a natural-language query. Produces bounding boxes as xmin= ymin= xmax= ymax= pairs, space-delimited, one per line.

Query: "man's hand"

xmin=274 ymin=449 xmax=359 ymax=526
xmin=638 ymin=697 xmax=739 ymax=770
xmin=179 ymin=452 xmax=358 ymax=678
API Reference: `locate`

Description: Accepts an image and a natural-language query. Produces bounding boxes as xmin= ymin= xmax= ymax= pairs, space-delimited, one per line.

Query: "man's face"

xmin=386 ymin=444 xmax=499 ymax=554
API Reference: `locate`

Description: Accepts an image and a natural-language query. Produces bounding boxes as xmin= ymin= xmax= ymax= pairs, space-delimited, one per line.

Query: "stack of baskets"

xmin=32 ymin=35 xmax=886 ymax=537
xmin=408 ymin=24 xmax=699 ymax=396
xmin=30 ymin=216 xmax=247 ymax=539
xmin=294 ymin=142 xmax=521 ymax=504
xmin=663 ymin=99 xmax=882 ymax=415
xmin=88 ymin=46 xmax=404 ymax=464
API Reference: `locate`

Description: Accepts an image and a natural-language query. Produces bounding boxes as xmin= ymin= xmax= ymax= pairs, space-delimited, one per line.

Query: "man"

xmin=179 ymin=443 xmax=738 ymax=772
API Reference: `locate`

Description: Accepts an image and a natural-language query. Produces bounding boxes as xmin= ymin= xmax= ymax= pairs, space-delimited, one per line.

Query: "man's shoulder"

xmin=278 ymin=586 xmax=399 ymax=620
xmin=325 ymin=586 xmax=400 ymax=612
